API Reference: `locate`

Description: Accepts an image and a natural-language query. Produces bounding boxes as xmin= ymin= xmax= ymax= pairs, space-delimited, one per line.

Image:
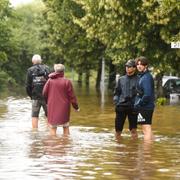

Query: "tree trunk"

xmin=108 ymin=61 xmax=116 ymax=90
xmin=78 ymin=71 xmax=83 ymax=85
xmin=96 ymin=58 xmax=102 ymax=89
xmin=85 ymin=70 xmax=90 ymax=86
xmin=155 ymin=72 xmax=164 ymax=98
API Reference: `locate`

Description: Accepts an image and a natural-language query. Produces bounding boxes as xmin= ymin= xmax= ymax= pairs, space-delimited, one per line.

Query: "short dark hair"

xmin=135 ymin=56 xmax=149 ymax=66
xmin=125 ymin=59 xmax=136 ymax=67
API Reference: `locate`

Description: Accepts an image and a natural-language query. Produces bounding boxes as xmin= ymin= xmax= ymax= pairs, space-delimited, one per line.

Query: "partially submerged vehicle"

xmin=163 ymin=78 xmax=180 ymax=104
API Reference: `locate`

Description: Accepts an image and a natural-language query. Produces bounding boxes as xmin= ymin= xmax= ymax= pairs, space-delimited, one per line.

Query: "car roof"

xmin=164 ymin=78 xmax=180 ymax=86
xmin=167 ymin=78 xmax=180 ymax=81
xmin=162 ymin=76 xmax=178 ymax=86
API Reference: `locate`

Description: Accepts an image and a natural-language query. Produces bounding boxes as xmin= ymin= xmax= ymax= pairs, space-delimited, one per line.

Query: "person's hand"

xmin=134 ymin=103 xmax=141 ymax=110
xmin=134 ymin=98 xmax=142 ymax=109
xmin=76 ymin=108 xmax=80 ymax=112
xmin=113 ymin=96 xmax=119 ymax=105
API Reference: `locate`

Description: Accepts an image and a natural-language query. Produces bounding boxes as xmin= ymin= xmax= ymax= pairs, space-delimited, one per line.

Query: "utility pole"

xmin=100 ymin=58 xmax=105 ymax=105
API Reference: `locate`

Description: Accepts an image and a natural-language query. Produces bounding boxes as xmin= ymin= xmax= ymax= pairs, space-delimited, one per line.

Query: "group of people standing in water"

xmin=26 ymin=54 xmax=79 ymax=136
xmin=26 ymin=54 xmax=154 ymax=141
xmin=114 ymin=57 xmax=155 ymax=141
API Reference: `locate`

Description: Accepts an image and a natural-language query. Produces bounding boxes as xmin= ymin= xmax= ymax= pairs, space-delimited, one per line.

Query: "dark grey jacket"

xmin=26 ymin=64 xmax=50 ymax=100
xmin=113 ymin=74 xmax=138 ymax=107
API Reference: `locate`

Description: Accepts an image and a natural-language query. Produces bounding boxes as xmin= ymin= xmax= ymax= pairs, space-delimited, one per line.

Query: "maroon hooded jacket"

xmin=43 ymin=72 xmax=79 ymax=126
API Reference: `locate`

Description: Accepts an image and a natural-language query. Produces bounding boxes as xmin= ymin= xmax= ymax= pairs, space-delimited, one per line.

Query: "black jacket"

xmin=113 ymin=74 xmax=138 ymax=107
xmin=26 ymin=64 xmax=50 ymax=100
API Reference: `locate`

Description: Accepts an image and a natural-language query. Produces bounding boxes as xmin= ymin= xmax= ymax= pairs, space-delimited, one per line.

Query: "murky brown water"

xmin=0 ymin=85 xmax=180 ymax=179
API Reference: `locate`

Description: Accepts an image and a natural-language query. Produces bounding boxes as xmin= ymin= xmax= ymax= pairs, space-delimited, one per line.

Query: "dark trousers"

xmin=115 ymin=106 xmax=137 ymax=132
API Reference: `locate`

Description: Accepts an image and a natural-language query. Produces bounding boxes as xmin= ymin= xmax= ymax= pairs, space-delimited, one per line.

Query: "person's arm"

xmin=45 ymin=65 xmax=51 ymax=79
xmin=113 ymin=79 xmax=121 ymax=105
xmin=25 ymin=70 xmax=32 ymax=99
xmin=67 ymin=80 xmax=79 ymax=110
xmin=140 ymin=78 xmax=152 ymax=105
xmin=135 ymin=75 xmax=153 ymax=107
xmin=42 ymin=80 xmax=50 ymax=103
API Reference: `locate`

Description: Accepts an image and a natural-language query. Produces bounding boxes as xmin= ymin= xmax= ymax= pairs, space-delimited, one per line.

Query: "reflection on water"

xmin=0 ymin=86 xmax=180 ymax=179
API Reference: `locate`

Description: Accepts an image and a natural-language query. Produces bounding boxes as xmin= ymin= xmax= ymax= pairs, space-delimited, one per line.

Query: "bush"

xmin=0 ymin=71 xmax=16 ymax=90
xmin=156 ymin=97 xmax=167 ymax=105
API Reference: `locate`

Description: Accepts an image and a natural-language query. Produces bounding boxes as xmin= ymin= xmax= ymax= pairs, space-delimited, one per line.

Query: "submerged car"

xmin=162 ymin=75 xmax=178 ymax=86
xmin=163 ymin=78 xmax=180 ymax=99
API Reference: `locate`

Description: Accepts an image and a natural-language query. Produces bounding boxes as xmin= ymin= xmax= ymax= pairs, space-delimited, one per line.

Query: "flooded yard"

xmin=0 ymin=86 xmax=180 ymax=179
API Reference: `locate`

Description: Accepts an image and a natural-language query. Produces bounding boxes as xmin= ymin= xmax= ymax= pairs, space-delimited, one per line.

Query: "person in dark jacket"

xmin=113 ymin=59 xmax=138 ymax=139
xmin=26 ymin=54 xmax=50 ymax=129
xmin=134 ymin=56 xmax=155 ymax=141
xmin=43 ymin=64 xmax=79 ymax=136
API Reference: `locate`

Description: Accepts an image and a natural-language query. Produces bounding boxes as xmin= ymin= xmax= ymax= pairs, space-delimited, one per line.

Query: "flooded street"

xmin=0 ymin=86 xmax=180 ymax=179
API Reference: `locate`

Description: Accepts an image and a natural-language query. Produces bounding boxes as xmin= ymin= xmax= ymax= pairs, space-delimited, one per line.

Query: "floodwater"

xmin=0 ymin=85 xmax=180 ymax=180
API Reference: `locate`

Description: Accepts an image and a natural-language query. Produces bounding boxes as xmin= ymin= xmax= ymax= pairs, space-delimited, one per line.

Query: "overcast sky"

xmin=10 ymin=0 xmax=34 ymax=7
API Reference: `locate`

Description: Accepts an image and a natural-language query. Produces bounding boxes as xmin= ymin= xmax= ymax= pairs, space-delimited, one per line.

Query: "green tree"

xmin=74 ymin=0 xmax=179 ymax=72
xmin=142 ymin=0 xmax=180 ymax=74
xmin=43 ymin=0 xmax=105 ymax=86
xmin=0 ymin=0 xmax=15 ymax=89
xmin=5 ymin=0 xmax=50 ymax=85
xmin=73 ymin=0 xmax=179 ymax=93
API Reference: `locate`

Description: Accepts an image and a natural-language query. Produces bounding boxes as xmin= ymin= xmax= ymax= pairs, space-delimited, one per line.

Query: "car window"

xmin=163 ymin=82 xmax=169 ymax=89
xmin=175 ymin=80 xmax=180 ymax=86
xmin=170 ymin=81 xmax=176 ymax=88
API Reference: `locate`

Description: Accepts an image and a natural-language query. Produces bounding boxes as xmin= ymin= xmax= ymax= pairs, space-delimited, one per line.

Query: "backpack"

xmin=31 ymin=64 xmax=48 ymax=99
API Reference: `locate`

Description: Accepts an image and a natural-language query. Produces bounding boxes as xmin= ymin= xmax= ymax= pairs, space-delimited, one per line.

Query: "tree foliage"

xmin=0 ymin=0 xmax=11 ymax=64
xmin=0 ymin=0 xmax=14 ymax=89
xmin=4 ymin=1 xmax=49 ymax=85
xmin=73 ymin=0 xmax=179 ymax=74
xmin=0 ymin=0 xmax=179 ymax=90
xmin=43 ymin=0 xmax=105 ymax=84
